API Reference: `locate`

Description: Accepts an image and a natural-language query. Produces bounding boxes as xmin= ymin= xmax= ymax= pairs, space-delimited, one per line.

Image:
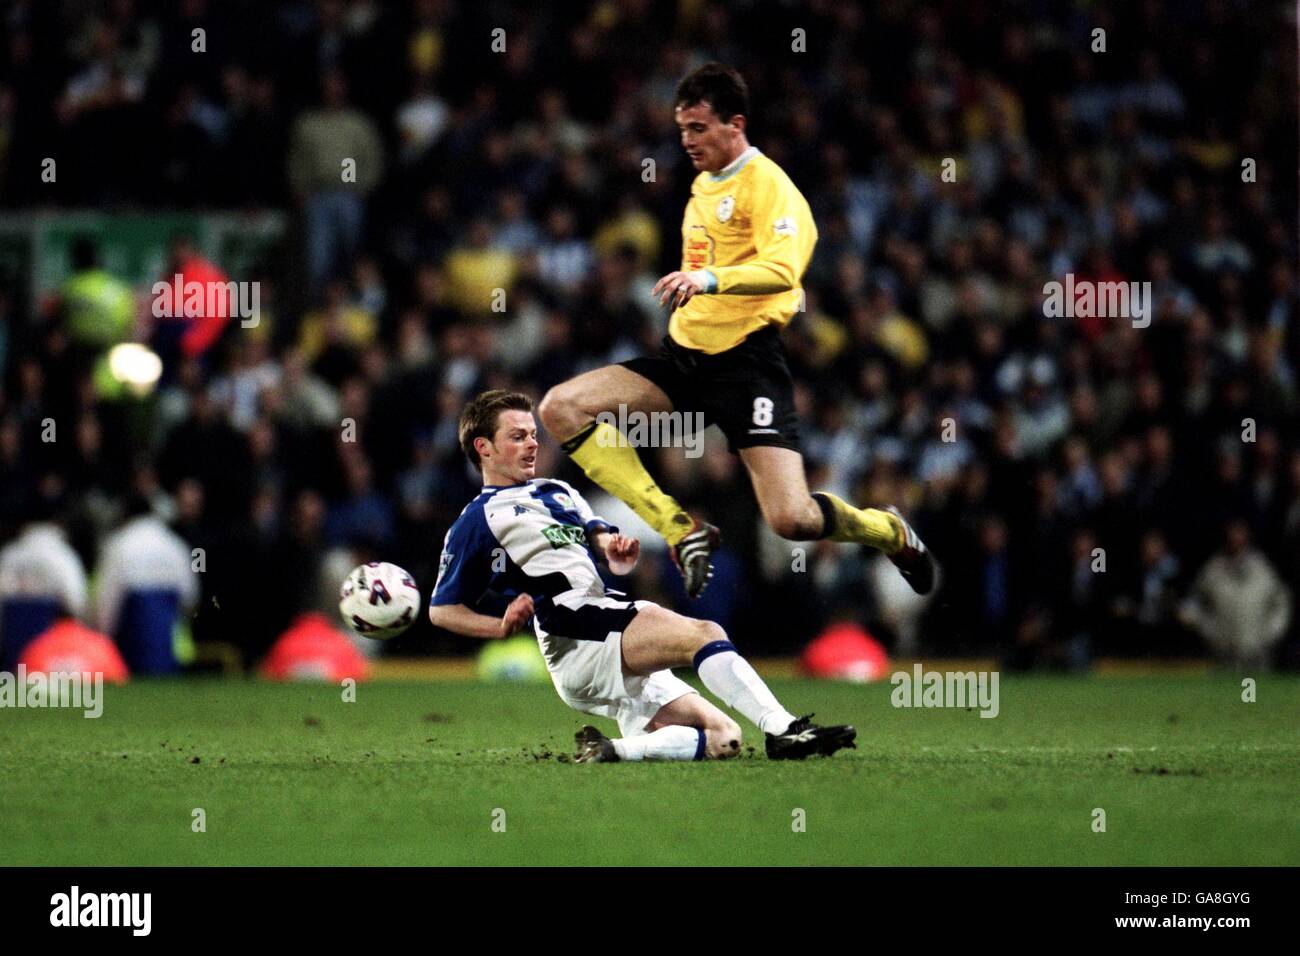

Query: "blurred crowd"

xmin=0 ymin=0 xmax=1297 ymax=670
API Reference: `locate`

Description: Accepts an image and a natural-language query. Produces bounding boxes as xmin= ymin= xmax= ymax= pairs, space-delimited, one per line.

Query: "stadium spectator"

xmin=149 ymin=233 xmax=234 ymax=381
xmin=59 ymin=237 xmax=135 ymax=354
xmin=0 ymin=491 xmax=88 ymax=671
xmin=287 ymin=68 xmax=385 ymax=300
xmin=93 ymin=494 xmax=199 ymax=675
xmin=1180 ymin=519 xmax=1292 ymax=670
xmin=442 ymin=218 xmax=518 ymax=316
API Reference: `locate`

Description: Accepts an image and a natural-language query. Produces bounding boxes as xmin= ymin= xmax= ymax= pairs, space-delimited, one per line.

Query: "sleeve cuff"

xmin=585 ymin=520 xmax=618 ymax=538
xmin=702 ymin=269 xmax=719 ymax=293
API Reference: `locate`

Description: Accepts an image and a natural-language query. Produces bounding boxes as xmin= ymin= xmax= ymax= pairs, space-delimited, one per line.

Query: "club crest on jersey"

xmin=541 ymin=524 xmax=586 ymax=549
xmin=716 ymin=195 xmax=735 ymax=222
xmin=551 ymin=492 xmax=575 ymax=511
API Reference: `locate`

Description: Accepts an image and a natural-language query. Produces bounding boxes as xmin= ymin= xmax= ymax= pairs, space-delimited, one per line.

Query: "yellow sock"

xmin=814 ymin=492 xmax=903 ymax=553
xmin=563 ymin=421 xmax=696 ymax=545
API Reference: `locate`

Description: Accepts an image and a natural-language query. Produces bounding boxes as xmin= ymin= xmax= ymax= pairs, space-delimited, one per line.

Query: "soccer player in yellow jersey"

xmin=539 ymin=63 xmax=934 ymax=598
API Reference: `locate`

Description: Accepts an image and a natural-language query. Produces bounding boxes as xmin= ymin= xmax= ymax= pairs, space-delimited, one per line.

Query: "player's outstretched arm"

xmin=428 ymin=594 xmax=534 ymax=640
xmin=592 ymin=532 xmax=640 ymax=575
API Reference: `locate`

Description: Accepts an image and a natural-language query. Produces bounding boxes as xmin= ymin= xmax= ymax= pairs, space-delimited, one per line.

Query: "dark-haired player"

xmin=539 ymin=63 xmax=934 ymax=598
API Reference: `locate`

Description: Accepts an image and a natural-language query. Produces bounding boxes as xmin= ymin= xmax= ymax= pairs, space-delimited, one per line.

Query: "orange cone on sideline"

xmin=261 ymin=612 xmax=370 ymax=682
xmin=19 ymin=618 xmax=130 ymax=683
xmin=800 ymin=622 xmax=890 ymax=682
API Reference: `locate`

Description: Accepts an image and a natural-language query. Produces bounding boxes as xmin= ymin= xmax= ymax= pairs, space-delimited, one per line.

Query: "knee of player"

xmin=766 ymin=503 xmax=820 ymax=541
xmin=536 ymin=387 xmax=560 ymax=428
xmin=538 ymin=384 xmax=576 ymax=432
xmin=706 ymin=720 xmax=743 ymax=759
xmin=693 ymin=618 xmax=728 ymax=650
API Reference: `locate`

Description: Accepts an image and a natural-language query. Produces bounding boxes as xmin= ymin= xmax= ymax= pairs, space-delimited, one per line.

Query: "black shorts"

xmin=619 ymin=326 xmax=801 ymax=453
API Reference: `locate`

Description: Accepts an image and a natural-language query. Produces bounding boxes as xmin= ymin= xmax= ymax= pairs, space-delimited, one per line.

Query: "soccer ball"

xmin=339 ymin=562 xmax=421 ymax=640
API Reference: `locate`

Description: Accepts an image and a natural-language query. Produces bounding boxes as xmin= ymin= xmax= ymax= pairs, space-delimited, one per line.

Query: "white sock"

xmin=694 ymin=641 xmax=797 ymax=736
xmin=611 ymin=725 xmax=704 ymax=761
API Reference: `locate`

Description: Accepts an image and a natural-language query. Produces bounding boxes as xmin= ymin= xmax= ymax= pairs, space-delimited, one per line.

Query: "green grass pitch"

xmin=2 ymin=675 xmax=1297 ymax=866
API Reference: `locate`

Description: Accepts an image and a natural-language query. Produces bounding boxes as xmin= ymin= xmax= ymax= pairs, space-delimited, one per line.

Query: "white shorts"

xmin=532 ymin=592 xmax=696 ymax=737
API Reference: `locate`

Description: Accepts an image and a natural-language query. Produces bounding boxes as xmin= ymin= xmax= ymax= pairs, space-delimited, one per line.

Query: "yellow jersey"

xmin=670 ymin=147 xmax=818 ymax=354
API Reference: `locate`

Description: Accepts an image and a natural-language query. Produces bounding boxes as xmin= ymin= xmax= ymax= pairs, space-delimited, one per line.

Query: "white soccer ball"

xmin=339 ymin=562 xmax=421 ymax=640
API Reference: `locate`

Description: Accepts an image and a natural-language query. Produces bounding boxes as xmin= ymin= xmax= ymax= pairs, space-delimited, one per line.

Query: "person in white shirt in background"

xmin=95 ymin=496 xmax=199 ymax=675
xmin=0 ymin=490 xmax=88 ymax=670
xmin=1180 ymin=519 xmax=1292 ymax=670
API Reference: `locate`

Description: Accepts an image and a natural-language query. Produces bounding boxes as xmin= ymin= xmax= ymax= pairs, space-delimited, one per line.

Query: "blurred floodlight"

xmin=107 ymin=343 xmax=163 ymax=396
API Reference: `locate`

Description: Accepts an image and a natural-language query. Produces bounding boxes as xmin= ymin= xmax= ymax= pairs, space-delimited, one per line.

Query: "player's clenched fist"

xmin=603 ymin=533 xmax=640 ymax=575
xmin=500 ymin=593 xmax=534 ymax=637
xmin=653 ymin=270 xmax=711 ymax=309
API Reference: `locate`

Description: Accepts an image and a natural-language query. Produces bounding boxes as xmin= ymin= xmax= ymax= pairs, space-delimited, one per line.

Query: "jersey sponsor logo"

xmin=684 ymin=224 xmax=713 ymax=271
xmin=540 ymin=524 xmax=587 ymax=549
xmin=716 ymin=195 xmax=735 ymax=222
xmin=773 ymin=216 xmax=797 ymax=236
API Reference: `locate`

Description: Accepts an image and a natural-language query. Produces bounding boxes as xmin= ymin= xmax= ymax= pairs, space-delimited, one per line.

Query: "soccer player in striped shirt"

xmin=539 ymin=63 xmax=934 ymax=597
xmin=428 ymin=391 xmax=857 ymax=761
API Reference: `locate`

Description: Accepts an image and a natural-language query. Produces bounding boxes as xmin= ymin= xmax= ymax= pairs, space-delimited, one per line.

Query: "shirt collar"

xmin=710 ymin=146 xmax=760 ymax=182
xmin=481 ymin=480 xmax=532 ymax=492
